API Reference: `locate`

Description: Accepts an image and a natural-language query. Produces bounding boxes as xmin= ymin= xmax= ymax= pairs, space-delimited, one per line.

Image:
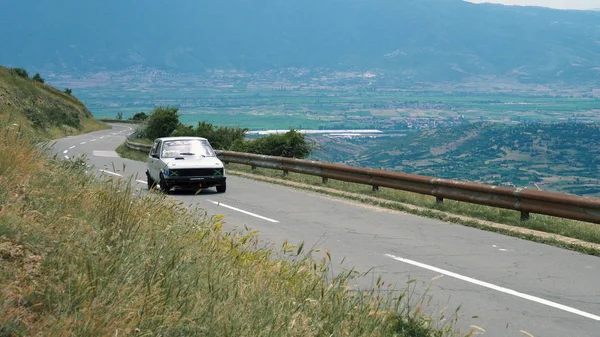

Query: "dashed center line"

xmin=207 ymin=200 xmax=279 ymax=223
xmin=69 ymin=146 xmax=76 ymax=149
xmin=136 ymin=180 xmax=147 ymax=184
xmin=63 ymin=150 xmax=68 ymax=154
xmin=384 ymin=254 xmax=600 ymax=322
xmin=80 ymin=142 xmax=87 ymax=145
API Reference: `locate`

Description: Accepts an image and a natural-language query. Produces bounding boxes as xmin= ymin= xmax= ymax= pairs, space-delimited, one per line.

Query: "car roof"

xmin=155 ymin=136 xmax=209 ymax=142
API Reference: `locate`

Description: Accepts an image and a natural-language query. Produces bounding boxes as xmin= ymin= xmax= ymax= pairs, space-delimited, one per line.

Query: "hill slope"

xmin=0 ymin=66 xmax=107 ymax=139
xmin=1 ymin=0 xmax=600 ymax=83
xmin=312 ymin=122 xmax=600 ymax=196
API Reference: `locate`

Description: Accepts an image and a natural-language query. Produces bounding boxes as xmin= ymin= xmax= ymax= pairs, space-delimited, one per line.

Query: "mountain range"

xmin=2 ymin=0 xmax=600 ymax=83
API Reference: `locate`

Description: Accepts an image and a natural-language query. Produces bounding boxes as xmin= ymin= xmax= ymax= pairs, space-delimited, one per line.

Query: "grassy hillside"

xmin=316 ymin=122 xmax=600 ymax=196
xmin=0 ymin=66 xmax=107 ymax=139
xmin=0 ymin=109 xmax=459 ymax=336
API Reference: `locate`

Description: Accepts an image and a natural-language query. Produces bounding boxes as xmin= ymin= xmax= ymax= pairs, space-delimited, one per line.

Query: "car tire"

xmin=216 ymin=182 xmax=226 ymax=193
xmin=159 ymin=174 xmax=169 ymax=194
xmin=147 ymin=171 xmax=155 ymax=190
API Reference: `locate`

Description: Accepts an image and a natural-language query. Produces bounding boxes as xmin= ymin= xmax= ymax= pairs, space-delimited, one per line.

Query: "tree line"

xmin=130 ymin=106 xmax=313 ymax=159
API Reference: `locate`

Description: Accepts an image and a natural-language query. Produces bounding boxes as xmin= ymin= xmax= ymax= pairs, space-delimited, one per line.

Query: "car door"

xmin=148 ymin=140 xmax=161 ymax=180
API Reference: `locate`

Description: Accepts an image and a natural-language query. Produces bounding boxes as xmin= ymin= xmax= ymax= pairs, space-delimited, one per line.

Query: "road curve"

xmin=50 ymin=124 xmax=600 ymax=337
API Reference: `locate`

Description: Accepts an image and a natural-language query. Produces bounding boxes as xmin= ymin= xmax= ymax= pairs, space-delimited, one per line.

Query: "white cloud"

xmin=465 ymin=0 xmax=600 ymax=10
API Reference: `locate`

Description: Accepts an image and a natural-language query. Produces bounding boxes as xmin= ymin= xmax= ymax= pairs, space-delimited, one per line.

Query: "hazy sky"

xmin=466 ymin=0 xmax=600 ymax=10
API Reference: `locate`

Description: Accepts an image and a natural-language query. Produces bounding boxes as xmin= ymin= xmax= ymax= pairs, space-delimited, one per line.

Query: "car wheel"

xmin=159 ymin=174 xmax=169 ymax=194
xmin=216 ymin=182 xmax=226 ymax=193
xmin=146 ymin=171 xmax=155 ymax=190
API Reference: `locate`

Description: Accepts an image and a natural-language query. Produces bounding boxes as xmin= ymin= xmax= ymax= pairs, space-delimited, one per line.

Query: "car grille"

xmin=169 ymin=168 xmax=223 ymax=177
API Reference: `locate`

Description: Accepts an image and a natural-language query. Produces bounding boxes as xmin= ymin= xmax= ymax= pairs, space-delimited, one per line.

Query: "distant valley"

xmin=310 ymin=122 xmax=600 ymax=196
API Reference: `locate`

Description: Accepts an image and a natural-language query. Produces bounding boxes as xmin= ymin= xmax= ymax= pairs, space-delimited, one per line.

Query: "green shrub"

xmin=234 ymin=129 xmax=313 ymax=158
xmin=171 ymin=121 xmax=248 ymax=150
xmin=11 ymin=68 xmax=28 ymax=78
xmin=64 ymin=88 xmax=72 ymax=95
xmin=129 ymin=111 xmax=148 ymax=121
xmin=197 ymin=121 xmax=248 ymax=150
xmin=144 ymin=106 xmax=180 ymax=140
xmin=170 ymin=123 xmax=196 ymax=137
xmin=24 ymin=106 xmax=81 ymax=130
xmin=32 ymin=73 xmax=44 ymax=84
xmin=25 ymin=107 xmax=46 ymax=129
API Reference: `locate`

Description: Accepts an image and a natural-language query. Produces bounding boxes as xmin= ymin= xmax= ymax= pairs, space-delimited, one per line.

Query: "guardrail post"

xmin=251 ymin=165 xmax=256 ymax=170
xmin=520 ymin=211 xmax=530 ymax=221
xmin=283 ymin=169 xmax=289 ymax=176
xmin=372 ymin=185 xmax=379 ymax=191
xmin=322 ymin=177 xmax=328 ymax=184
xmin=436 ymin=197 xmax=444 ymax=204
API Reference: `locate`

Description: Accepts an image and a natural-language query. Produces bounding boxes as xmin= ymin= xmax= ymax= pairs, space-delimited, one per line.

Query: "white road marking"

xmin=207 ymin=200 xmax=279 ymax=223
xmin=80 ymin=142 xmax=87 ymax=145
xmin=69 ymin=146 xmax=75 ymax=149
xmin=64 ymin=155 xmax=69 ymax=159
xmin=99 ymin=169 xmax=122 ymax=177
xmin=384 ymin=254 xmax=600 ymax=321
xmin=90 ymin=139 xmax=97 ymax=142
xmin=93 ymin=150 xmax=119 ymax=158
xmin=136 ymin=180 xmax=147 ymax=184
xmin=63 ymin=150 xmax=68 ymax=154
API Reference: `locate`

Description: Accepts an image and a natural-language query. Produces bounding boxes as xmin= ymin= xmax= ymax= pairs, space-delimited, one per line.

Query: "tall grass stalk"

xmin=1 ymin=124 xmax=463 ymax=336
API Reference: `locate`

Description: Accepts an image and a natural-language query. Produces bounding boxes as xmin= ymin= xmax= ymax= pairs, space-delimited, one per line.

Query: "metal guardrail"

xmin=100 ymin=119 xmax=143 ymax=124
xmin=125 ymin=139 xmax=152 ymax=152
xmin=126 ymin=139 xmax=600 ymax=224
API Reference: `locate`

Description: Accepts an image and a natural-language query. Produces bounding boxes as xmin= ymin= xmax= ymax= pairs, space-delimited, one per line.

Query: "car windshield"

xmin=160 ymin=139 xmax=216 ymax=158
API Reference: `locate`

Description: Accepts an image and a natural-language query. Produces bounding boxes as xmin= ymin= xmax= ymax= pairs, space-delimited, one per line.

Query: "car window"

xmin=160 ymin=139 xmax=216 ymax=158
xmin=151 ymin=140 xmax=160 ymax=156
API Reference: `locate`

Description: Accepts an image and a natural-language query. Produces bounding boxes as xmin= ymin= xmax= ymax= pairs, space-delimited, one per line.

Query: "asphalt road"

xmin=49 ymin=124 xmax=600 ymax=337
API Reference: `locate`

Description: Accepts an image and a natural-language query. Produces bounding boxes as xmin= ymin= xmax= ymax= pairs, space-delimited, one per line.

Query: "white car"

xmin=146 ymin=136 xmax=226 ymax=193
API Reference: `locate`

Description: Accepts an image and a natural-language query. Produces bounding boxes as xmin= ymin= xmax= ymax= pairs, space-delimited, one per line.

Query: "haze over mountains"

xmin=2 ymin=0 xmax=600 ymax=83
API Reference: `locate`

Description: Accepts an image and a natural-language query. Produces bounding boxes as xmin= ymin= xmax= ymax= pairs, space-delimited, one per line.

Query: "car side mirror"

xmin=151 ymin=154 xmax=159 ymax=159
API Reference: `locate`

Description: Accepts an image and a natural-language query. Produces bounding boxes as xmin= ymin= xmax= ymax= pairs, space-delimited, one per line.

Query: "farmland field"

xmin=47 ymin=69 xmax=600 ymax=131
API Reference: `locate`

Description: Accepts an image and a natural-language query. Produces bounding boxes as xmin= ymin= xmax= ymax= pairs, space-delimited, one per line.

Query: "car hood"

xmin=162 ymin=157 xmax=223 ymax=169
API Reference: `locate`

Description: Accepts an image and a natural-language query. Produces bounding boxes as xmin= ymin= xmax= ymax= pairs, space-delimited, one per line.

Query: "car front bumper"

xmin=163 ymin=176 xmax=226 ymax=189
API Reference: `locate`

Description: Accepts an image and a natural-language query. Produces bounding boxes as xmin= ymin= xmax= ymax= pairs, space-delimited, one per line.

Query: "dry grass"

xmin=0 ymin=123 xmax=464 ymax=336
